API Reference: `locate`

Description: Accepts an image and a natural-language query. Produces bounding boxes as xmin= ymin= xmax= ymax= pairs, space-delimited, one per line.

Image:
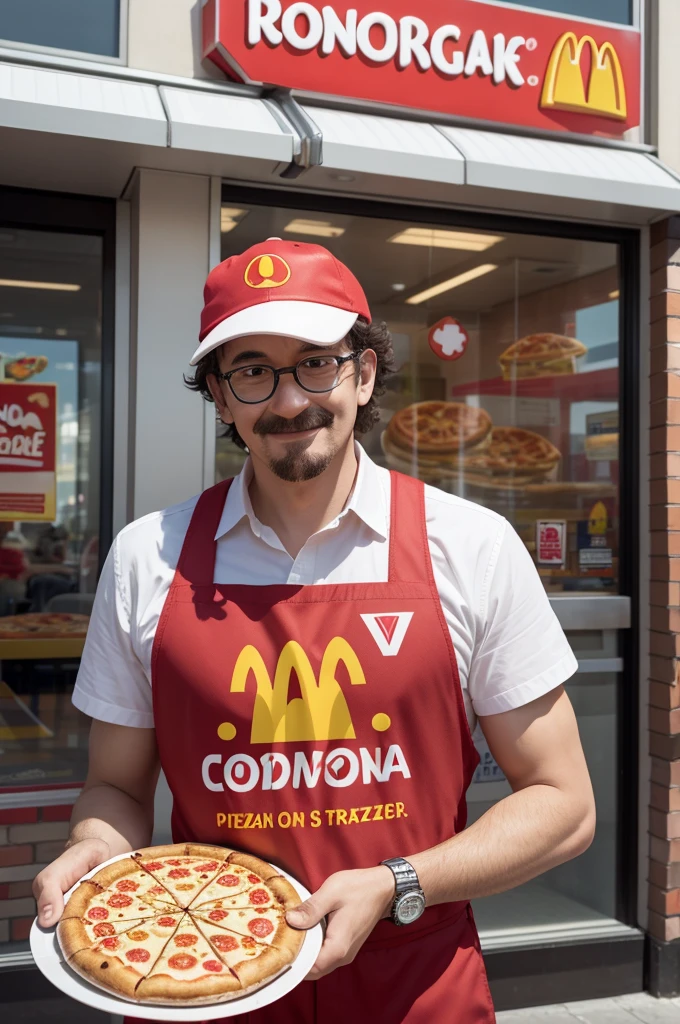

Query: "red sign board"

xmin=203 ymin=0 xmax=640 ymax=137
xmin=536 ymin=520 xmax=567 ymax=566
xmin=428 ymin=317 xmax=469 ymax=361
xmin=0 ymin=382 xmax=57 ymax=521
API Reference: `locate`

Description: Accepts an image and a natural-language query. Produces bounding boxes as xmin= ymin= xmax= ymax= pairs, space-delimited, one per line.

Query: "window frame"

xmin=0 ymin=0 xmax=128 ymax=65
xmin=0 ymin=186 xmax=117 ymax=576
xmin=465 ymin=0 xmax=637 ymax=28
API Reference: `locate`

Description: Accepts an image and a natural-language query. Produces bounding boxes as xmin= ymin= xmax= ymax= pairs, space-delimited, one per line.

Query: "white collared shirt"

xmin=73 ymin=447 xmax=577 ymax=731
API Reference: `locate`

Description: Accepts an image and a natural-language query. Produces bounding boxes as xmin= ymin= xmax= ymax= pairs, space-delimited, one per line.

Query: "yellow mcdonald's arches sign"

xmin=541 ymin=32 xmax=627 ymax=121
xmin=230 ymin=638 xmax=366 ymax=744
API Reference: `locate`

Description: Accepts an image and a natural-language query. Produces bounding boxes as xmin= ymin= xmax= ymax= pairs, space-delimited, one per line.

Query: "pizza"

xmin=499 ymin=333 xmax=587 ymax=380
xmin=57 ymin=844 xmax=304 ymax=1006
xmin=0 ymin=612 xmax=90 ymax=640
xmin=460 ymin=427 xmax=561 ymax=477
xmin=385 ymin=401 xmax=492 ymax=456
xmin=4 ymin=355 xmax=48 ymax=381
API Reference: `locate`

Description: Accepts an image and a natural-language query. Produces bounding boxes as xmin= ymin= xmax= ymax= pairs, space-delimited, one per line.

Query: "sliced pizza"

xmin=133 ymin=844 xmax=231 ymax=908
xmin=499 ymin=333 xmax=587 ymax=380
xmin=69 ymin=913 xmax=183 ymax=999
xmin=135 ymin=918 xmax=242 ymax=1004
xmin=61 ymin=879 xmax=173 ymax=928
xmin=91 ymin=858 xmax=181 ymax=912
xmin=189 ymin=852 xmax=278 ymax=908
xmin=59 ymin=910 xmax=183 ymax=960
xmin=192 ymin=916 xmax=292 ymax=990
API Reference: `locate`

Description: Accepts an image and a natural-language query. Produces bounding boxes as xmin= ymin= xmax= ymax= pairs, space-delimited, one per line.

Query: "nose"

xmin=267 ymin=371 xmax=311 ymax=419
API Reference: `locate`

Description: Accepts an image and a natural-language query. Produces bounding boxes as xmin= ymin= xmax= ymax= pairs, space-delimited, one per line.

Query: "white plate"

xmin=30 ymin=850 xmax=323 ymax=1021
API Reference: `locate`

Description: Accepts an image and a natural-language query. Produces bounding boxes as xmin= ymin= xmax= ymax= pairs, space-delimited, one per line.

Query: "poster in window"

xmin=0 ymin=381 xmax=57 ymax=521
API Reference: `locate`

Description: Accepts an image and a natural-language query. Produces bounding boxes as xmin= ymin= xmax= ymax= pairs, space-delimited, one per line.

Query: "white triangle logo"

xmin=360 ymin=612 xmax=414 ymax=657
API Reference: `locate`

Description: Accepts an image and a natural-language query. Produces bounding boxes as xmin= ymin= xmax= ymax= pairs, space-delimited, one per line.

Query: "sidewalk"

xmin=497 ymin=994 xmax=680 ymax=1023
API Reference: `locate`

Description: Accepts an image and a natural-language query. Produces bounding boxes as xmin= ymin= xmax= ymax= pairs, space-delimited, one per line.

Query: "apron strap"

xmin=175 ymin=478 xmax=233 ymax=586
xmin=388 ymin=471 xmax=435 ymax=587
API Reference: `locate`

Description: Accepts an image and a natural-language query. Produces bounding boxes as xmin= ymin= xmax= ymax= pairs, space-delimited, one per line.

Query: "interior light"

xmin=406 ymin=264 xmax=499 ymax=305
xmin=0 ymin=279 xmax=81 ymax=291
xmin=283 ymin=219 xmax=345 ymax=238
xmin=609 ymin=289 xmax=620 ymax=300
xmin=390 ymin=227 xmax=503 ymax=252
xmin=221 ymin=207 xmax=248 ymax=233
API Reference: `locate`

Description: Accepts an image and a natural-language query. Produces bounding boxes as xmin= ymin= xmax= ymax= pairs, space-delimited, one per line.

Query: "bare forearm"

xmin=67 ymin=783 xmax=154 ymax=858
xmin=409 ymin=783 xmax=595 ymax=906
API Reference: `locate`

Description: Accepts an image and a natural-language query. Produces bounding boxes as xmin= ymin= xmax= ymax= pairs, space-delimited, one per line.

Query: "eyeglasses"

xmin=216 ymin=353 xmax=360 ymax=404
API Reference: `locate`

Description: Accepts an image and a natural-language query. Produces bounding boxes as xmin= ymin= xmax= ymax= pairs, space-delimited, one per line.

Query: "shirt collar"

xmin=214 ymin=443 xmax=388 ymax=542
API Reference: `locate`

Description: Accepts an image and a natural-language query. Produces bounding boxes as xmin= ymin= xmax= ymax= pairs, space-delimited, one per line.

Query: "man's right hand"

xmin=33 ymin=837 xmax=110 ymax=928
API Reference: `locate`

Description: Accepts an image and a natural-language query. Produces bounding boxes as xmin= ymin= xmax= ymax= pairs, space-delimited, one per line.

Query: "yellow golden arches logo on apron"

xmin=243 ymin=254 xmax=291 ymax=289
xmin=217 ymin=638 xmax=391 ymax=744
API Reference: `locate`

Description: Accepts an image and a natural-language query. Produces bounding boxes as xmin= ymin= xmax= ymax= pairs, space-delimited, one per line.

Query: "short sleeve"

xmin=468 ymin=522 xmax=578 ymax=717
xmin=72 ymin=540 xmax=155 ymax=728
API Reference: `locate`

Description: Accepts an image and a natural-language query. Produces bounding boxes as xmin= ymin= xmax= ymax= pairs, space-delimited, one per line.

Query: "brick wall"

xmin=648 ymin=217 xmax=680 ymax=994
xmin=0 ymin=804 xmax=71 ymax=944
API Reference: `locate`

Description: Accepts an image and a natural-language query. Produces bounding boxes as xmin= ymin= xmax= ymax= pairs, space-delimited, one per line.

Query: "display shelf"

xmin=450 ymin=367 xmax=618 ymax=402
xmin=0 ymin=638 xmax=85 ymax=660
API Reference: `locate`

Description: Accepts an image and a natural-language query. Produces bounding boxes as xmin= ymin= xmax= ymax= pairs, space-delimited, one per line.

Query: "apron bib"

xmin=127 ymin=471 xmax=495 ymax=1023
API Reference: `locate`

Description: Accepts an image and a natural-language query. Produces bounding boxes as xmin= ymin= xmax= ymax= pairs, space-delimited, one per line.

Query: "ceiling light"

xmin=609 ymin=289 xmax=620 ymax=300
xmin=391 ymin=283 xmax=406 ymax=291
xmin=0 ymin=279 xmax=80 ymax=291
xmin=390 ymin=227 xmax=503 ymax=252
xmin=55 ymin=328 xmax=68 ymax=336
xmin=283 ymin=219 xmax=345 ymax=238
xmin=221 ymin=207 xmax=247 ymax=233
xmin=406 ymin=264 xmax=499 ymax=305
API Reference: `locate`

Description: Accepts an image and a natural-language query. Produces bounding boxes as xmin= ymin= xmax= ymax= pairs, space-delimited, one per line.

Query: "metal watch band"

xmin=381 ymin=856 xmax=420 ymax=896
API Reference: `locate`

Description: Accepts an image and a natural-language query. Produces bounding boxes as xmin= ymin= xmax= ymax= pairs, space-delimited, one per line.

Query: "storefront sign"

xmin=577 ymin=501 xmax=613 ymax=574
xmin=536 ymin=520 xmax=567 ymax=567
xmin=0 ymin=382 xmax=57 ymax=521
xmin=203 ymin=0 xmax=640 ymax=137
xmin=428 ymin=317 xmax=468 ymax=361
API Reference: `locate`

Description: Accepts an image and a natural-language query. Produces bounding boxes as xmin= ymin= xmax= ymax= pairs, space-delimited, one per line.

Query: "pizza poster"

xmin=0 ymin=382 xmax=57 ymax=521
xmin=536 ymin=520 xmax=567 ymax=567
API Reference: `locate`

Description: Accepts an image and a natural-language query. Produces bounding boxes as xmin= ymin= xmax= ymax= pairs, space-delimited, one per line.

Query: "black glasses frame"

xmin=216 ymin=352 xmax=360 ymax=404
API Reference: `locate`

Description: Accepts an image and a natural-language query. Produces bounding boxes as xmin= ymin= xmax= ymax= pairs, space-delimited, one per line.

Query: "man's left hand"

xmin=286 ymin=866 xmax=395 ymax=980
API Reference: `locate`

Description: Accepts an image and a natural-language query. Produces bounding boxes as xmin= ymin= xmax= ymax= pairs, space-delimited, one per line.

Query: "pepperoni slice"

xmin=174 ymin=933 xmax=198 ymax=947
xmin=167 ymin=859 xmax=185 ymax=867
xmin=126 ymin=948 xmax=151 ymax=963
xmin=168 ymin=868 xmax=192 ymax=879
xmin=248 ymin=918 xmax=274 ymax=938
xmin=241 ymin=937 xmax=256 ymax=949
xmin=127 ymin=930 xmax=149 ymax=942
xmin=100 ymin=936 xmax=120 ymax=950
xmin=249 ymin=889 xmax=270 ymax=906
xmin=194 ymin=861 xmax=219 ymax=872
xmin=156 ymin=917 xmax=177 ymax=928
xmin=115 ymin=879 xmax=139 ymax=893
xmin=217 ymin=874 xmax=240 ymax=887
xmin=208 ymin=909 xmax=229 ymax=921
xmin=93 ymin=922 xmax=116 ymax=937
xmin=143 ymin=861 xmax=163 ymax=871
xmin=203 ymin=960 xmax=223 ymax=972
xmin=248 ymin=874 xmax=261 ymax=884
xmin=87 ymin=907 xmax=109 ymax=920
xmin=168 ymin=953 xmax=197 ymax=970
xmin=211 ymin=933 xmax=239 ymax=952
xmin=108 ymin=893 xmax=134 ymax=908
xmin=149 ymin=886 xmax=166 ymax=895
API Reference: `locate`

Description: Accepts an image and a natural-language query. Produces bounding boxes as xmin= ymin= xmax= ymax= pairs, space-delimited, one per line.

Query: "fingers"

xmin=306 ymin=907 xmax=356 ymax=980
xmin=33 ymin=839 xmax=109 ymax=928
xmin=286 ymin=876 xmax=343 ymax=931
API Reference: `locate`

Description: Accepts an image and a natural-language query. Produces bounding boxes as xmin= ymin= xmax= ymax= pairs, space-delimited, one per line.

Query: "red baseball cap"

xmin=191 ymin=238 xmax=371 ymax=365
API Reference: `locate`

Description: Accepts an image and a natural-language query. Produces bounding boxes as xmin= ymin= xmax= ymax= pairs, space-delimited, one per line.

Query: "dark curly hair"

xmin=184 ymin=316 xmax=395 ymax=451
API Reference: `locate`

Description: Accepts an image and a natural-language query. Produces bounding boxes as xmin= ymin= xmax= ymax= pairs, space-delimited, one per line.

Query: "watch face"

xmin=396 ymin=892 xmax=426 ymax=925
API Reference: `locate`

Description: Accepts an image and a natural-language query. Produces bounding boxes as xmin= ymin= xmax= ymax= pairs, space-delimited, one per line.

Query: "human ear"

xmin=207 ymin=374 xmax=235 ymax=425
xmin=357 ymin=349 xmax=377 ymax=408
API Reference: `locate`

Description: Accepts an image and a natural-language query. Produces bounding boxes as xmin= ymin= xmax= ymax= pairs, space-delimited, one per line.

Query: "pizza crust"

xmin=70 ymin=946 xmax=148 ymax=1000
xmin=267 ymin=875 xmax=301 ymax=912
xmin=230 ymin=945 xmax=291 ymax=989
xmin=57 ymin=917 xmax=91 ymax=959
xmin=61 ymin=882 xmax=102 ymax=920
xmin=227 ymin=852 xmax=281 ymax=881
xmin=135 ymin=971 xmax=243 ymax=1005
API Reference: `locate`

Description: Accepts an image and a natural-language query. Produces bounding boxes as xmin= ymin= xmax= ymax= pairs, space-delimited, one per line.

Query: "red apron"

xmin=126 ymin=471 xmax=495 ymax=1023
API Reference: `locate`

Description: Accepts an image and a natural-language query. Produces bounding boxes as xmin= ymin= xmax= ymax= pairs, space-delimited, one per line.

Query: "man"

xmin=34 ymin=239 xmax=595 ymax=1023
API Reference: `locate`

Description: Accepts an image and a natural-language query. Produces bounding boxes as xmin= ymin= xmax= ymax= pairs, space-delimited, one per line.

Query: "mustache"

xmin=253 ymin=408 xmax=334 ymax=436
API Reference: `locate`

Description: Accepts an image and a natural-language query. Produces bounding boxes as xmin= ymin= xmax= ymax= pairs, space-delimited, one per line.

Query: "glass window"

xmin=497 ymin=0 xmax=633 ymax=23
xmin=0 ymin=226 xmax=104 ymax=951
xmin=217 ymin=202 xmax=621 ymax=596
xmin=0 ymin=0 xmax=121 ymax=58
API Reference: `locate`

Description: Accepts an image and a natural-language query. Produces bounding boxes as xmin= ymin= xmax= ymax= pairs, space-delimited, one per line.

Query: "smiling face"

xmin=207 ymin=334 xmax=377 ymax=483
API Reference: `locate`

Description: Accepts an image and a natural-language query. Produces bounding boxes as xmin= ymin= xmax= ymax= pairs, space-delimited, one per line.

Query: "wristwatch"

xmin=381 ymin=857 xmax=426 ymax=926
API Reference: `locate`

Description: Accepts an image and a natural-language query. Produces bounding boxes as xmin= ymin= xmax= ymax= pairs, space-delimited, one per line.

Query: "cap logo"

xmin=244 ymin=254 xmax=291 ymax=289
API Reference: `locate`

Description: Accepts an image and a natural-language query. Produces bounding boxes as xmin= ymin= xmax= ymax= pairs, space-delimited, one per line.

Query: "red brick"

xmin=650 ymin=707 xmax=680 ymax=735
xmin=651 ymin=506 xmax=680 ymax=531
xmin=0 ymin=845 xmax=33 ymax=868
xmin=650 ymin=454 xmax=680 ymax=481
xmin=650 ymin=238 xmax=680 ymax=273
xmin=40 ymin=805 xmax=74 ymax=823
xmin=0 ymin=884 xmax=9 ymax=900
xmin=650 ymin=425 xmax=680 ymax=452
xmin=651 ymin=532 xmax=680 ymax=556
xmin=650 ymin=678 xmax=680 ymax=705
xmin=650 ymin=631 xmax=680 ymax=658
xmin=651 ymin=373 xmax=680 ymax=403
xmin=649 ymin=883 xmax=680 ymax=916
xmin=651 ymin=557 xmax=680 ymax=583
xmin=651 ymin=782 xmax=680 ymax=813
xmin=10 ymin=917 xmax=33 ymax=942
xmin=650 ymin=860 xmax=680 ymax=888
xmin=650 ymin=400 xmax=680 ymax=428
xmin=647 ymin=909 xmax=680 ymax=942
xmin=7 ymin=880 xmax=34 ymax=899
xmin=649 ymin=607 xmax=680 ymax=633
xmin=650 ymin=732 xmax=680 ymax=760
xmin=651 ymin=218 xmax=680 ymax=246
xmin=650 ymin=808 xmax=680 ymax=839
xmin=650 ymin=581 xmax=680 ymax=607
xmin=0 ymin=808 xmax=37 ymax=826
xmin=651 ymin=314 xmax=680 ymax=343
xmin=651 ymin=758 xmax=680 ymax=786
xmin=651 ymin=344 xmax=680 ymax=374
